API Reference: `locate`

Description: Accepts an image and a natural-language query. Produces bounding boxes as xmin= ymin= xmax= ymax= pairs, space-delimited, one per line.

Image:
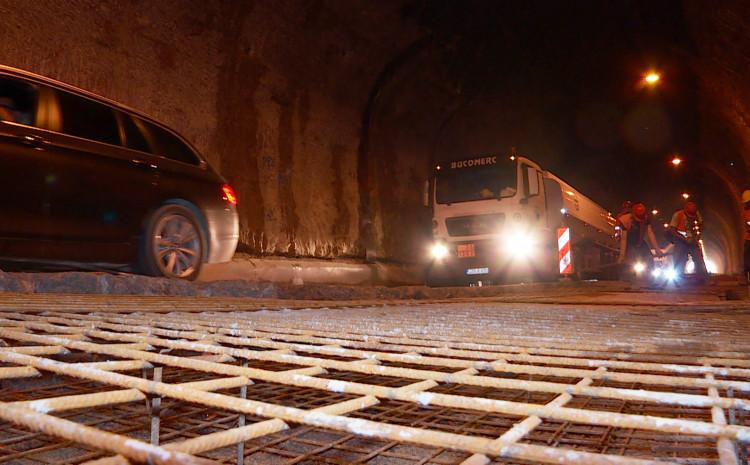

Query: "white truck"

xmin=424 ymin=154 xmax=618 ymax=285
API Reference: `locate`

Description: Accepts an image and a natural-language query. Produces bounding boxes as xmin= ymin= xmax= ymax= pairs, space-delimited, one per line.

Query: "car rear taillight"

xmin=221 ymin=184 xmax=238 ymax=205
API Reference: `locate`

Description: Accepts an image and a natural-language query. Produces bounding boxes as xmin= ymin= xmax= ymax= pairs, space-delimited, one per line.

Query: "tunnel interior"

xmin=1 ymin=0 xmax=748 ymax=274
xmin=360 ymin=0 xmax=750 ymax=273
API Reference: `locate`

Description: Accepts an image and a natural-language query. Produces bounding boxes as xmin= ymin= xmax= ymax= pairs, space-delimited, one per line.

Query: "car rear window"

xmin=56 ymin=90 xmax=120 ymax=146
xmin=0 ymin=75 xmax=38 ymax=126
xmin=130 ymin=115 xmax=200 ymax=165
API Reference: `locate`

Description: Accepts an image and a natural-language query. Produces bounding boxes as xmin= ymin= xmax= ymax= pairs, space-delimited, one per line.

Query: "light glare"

xmin=644 ymin=72 xmax=660 ymax=84
xmin=431 ymin=243 xmax=448 ymax=260
xmin=504 ymin=230 xmax=536 ymax=259
xmin=633 ymin=262 xmax=645 ymax=274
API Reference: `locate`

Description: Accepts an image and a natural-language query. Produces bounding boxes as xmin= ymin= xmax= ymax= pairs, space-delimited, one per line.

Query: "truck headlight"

xmin=430 ymin=243 xmax=449 ymax=260
xmin=503 ymin=230 xmax=536 ymax=259
xmin=633 ymin=262 xmax=645 ymax=274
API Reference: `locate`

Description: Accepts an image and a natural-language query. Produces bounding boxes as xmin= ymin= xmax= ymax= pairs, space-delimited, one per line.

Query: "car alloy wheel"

xmin=151 ymin=213 xmax=202 ymax=278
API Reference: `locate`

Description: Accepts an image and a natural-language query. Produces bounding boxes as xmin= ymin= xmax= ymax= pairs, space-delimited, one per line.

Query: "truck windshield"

xmin=435 ymin=164 xmax=516 ymax=204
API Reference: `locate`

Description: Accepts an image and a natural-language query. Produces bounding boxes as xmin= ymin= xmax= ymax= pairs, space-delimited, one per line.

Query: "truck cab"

xmin=425 ymin=154 xmax=616 ymax=286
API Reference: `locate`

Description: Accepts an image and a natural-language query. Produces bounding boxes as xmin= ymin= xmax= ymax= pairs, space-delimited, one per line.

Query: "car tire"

xmin=140 ymin=204 xmax=206 ymax=281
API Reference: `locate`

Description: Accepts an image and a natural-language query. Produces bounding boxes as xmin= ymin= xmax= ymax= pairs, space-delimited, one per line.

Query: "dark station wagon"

xmin=0 ymin=66 xmax=238 ymax=280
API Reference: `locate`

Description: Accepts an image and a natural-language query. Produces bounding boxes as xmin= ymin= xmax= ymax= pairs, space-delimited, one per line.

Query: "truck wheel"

xmin=140 ymin=204 xmax=206 ymax=280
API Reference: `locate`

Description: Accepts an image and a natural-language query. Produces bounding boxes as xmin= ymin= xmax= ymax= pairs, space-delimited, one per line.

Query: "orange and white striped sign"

xmin=557 ymin=227 xmax=572 ymax=274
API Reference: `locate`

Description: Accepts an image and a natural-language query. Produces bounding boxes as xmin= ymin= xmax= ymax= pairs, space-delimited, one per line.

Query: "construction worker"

xmin=618 ymin=202 xmax=662 ymax=272
xmin=669 ymin=201 xmax=708 ymax=278
xmin=743 ymin=190 xmax=750 ymax=280
xmin=615 ymin=200 xmax=632 ymax=240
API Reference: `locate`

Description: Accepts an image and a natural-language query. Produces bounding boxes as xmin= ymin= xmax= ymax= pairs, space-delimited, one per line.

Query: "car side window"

xmin=121 ymin=114 xmax=151 ymax=153
xmin=55 ymin=90 xmax=120 ymax=146
xmin=0 ymin=75 xmax=38 ymax=126
xmin=135 ymin=116 xmax=200 ymax=165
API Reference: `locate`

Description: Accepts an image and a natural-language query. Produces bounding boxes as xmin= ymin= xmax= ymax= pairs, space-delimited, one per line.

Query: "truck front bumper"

xmin=426 ymin=238 xmax=556 ymax=285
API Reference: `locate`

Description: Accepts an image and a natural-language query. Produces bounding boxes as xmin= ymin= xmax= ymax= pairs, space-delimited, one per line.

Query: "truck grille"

xmin=445 ymin=214 xmax=505 ymax=236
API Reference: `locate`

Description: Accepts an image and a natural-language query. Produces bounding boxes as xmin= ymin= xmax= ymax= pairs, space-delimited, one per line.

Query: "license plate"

xmin=456 ymin=243 xmax=475 ymax=258
xmin=466 ymin=267 xmax=489 ymax=275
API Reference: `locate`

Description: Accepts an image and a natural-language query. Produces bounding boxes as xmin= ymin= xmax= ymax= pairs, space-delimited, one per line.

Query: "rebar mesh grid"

xmin=0 ymin=302 xmax=749 ymax=465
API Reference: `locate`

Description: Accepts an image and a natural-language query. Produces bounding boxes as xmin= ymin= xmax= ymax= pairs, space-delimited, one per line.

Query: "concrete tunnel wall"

xmin=1 ymin=0 xmax=749 ymax=274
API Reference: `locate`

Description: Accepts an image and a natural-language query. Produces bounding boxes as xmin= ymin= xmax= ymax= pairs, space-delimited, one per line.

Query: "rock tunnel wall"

xmin=685 ymin=0 xmax=750 ymax=272
xmin=2 ymin=0 xmax=750 ymax=274
xmin=0 ymin=0 xmax=425 ymax=262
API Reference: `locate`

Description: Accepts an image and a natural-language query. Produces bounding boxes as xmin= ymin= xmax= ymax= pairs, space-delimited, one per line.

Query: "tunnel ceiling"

xmin=0 ymin=0 xmax=747 ymax=271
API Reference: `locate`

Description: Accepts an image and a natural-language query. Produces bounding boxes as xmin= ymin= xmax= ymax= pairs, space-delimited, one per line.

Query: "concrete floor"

xmin=0 ymin=287 xmax=749 ymax=464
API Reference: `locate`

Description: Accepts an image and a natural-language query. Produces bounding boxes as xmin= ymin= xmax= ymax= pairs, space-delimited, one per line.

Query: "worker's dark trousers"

xmin=744 ymin=240 xmax=750 ymax=274
xmin=673 ymin=241 xmax=707 ymax=276
xmin=621 ymin=243 xmax=653 ymax=281
xmin=625 ymin=242 xmax=653 ymax=268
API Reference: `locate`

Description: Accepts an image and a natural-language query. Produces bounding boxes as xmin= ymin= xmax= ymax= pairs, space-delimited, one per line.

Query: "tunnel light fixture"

xmin=644 ymin=72 xmax=660 ymax=85
xmin=671 ymin=156 xmax=682 ymax=166
xmin=651 ymin=209 xmax=658 ymax=215
xmin=663 ymin=223 xmax=669 ymax=228
xmin=681 ymin=192 xmax=690 ymax=200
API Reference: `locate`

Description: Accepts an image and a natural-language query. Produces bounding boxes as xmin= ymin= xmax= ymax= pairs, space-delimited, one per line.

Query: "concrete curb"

xmin=0 ymin=269 xmax=615 ymax=301
xmin=199 ymin=256 xmax=422 ymax=287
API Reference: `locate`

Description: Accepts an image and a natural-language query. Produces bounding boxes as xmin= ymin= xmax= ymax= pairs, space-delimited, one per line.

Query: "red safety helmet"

xmin=684 ymin=201 xmax=698 ymax=217
xmin=632 ymin=203 xmax=647 ymax=221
